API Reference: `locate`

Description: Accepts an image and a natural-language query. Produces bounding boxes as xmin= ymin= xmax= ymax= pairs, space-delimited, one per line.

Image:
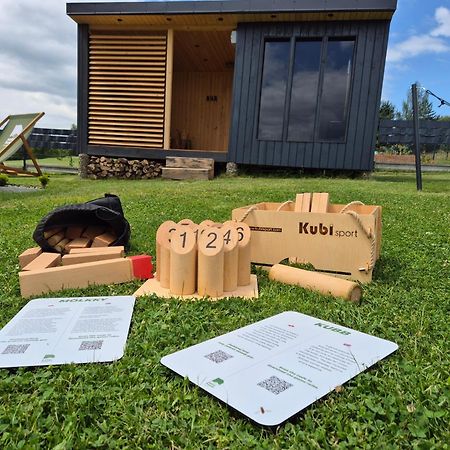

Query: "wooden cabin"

xmin=67 ymin=0 xmax=397 ymax=172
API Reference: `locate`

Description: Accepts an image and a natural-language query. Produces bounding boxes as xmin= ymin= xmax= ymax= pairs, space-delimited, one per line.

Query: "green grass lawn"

xmin=0 ymin=172 xmax=448 ymax=448
xmin=6 ymin=156 xmax=79 ymax=168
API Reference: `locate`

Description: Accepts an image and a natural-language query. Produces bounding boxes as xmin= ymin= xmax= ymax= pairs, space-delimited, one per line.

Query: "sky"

xmin=0 ymin=0 xmax=450 ymax=128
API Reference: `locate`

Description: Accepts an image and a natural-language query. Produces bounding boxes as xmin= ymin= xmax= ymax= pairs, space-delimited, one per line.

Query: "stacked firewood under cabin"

xmin=44 ymin=225 xmax=117 ymax=253
xmin=86 ymin=156 xmax=162 ymax=179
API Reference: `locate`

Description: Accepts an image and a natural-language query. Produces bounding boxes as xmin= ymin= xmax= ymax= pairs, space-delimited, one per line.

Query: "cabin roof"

xmin=67 ymin=0 xmax=397 ymax=27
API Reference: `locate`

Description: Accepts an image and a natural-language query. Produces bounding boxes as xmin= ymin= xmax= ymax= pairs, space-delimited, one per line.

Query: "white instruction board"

xmin=161 ymin=311 xmax=398 ymax=426
xmin=0 ymin=296 xmax=135 ymax=368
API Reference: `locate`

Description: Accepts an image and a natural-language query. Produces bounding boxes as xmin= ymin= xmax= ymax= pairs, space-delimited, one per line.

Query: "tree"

xmin=379 ymin=100 xmax=396 ymax=119
xmin=399 ymin=82 xmax=437 ymax=120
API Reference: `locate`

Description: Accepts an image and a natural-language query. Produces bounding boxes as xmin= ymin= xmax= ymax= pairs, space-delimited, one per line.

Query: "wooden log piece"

xmin=156 ymin=221 xmax=177 ymax=286
xmin=295 ymin=193 xmax=312 ymax=212
xmin=197 ymin=227 xmax=224 ymax=298
xmin=169 ymin=226 xmax=197 ymax=295
xmin=221 ymin=224 xmax=239 ymax=292
xmin=268 ymin=264 xmax=362 ymax=302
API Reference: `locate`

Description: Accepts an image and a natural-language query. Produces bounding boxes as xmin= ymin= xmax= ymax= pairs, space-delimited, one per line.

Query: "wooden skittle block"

xmin=169 ymin=226 xmax=197 ymax=295
xmin=65 ymin=238 xmax=91 ymax=250
xmin=69 ymin=246 xmax=124 ymax=254
xmin=197 ymin=228 xmax=224 ymax=297
xmin=92 ymin=232 xmax=116 ymax=247
xmin=62 ymin=248 xmax=125 ymax=265
xmin=295 ymin=193 xmax=312 ymax=212
xmin=22 ymin=252 xmax=61 ymax=271
xmin=19 ymin=247 xmax=42 ymax=269
xmin=65 ymin=225 xmax=85 ymax=240
xmin=82 ymin=225 xmax=105 ymax=240
xmin=55 ymin=238 xmax=71 ymax=253
xmin=44 ymin=227 xmax=64 ymax=240
xmin=311 ymin=193 xmax=329 ymax=213
xmin=19 ymin=258 xmax=134 ymax=298
xmin=47 ymin=232 xmax=65 ymax=247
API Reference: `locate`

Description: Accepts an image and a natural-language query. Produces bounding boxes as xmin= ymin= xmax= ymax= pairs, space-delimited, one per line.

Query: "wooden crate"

xmin=232 ymin=200 xmax=382 ymax=283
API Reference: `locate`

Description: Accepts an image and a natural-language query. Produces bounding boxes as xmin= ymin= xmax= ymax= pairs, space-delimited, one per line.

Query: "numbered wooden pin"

xmin=199 ymin=219 xmax=215 ymax=227
xmin=178 ymin=218 xmax=195 ymax=227
xmin=156 ymin=221 xmax=177 ymax=287
xmin=234 ymin=222 xmax=251 ymax=286
xmin=222 ymin=224 xmax=239 ymax=292
xmin=170 ymin=226 xmax=197 ymax=295
xmin=198 ymin=227 xmax=224 ymax=297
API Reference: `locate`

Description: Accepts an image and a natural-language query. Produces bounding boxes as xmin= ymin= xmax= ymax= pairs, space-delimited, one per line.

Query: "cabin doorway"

xmin=170 ymin=30 xmax=235 ymax=153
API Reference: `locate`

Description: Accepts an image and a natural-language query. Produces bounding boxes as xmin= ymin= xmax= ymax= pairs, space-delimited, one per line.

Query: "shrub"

xmin=38 ymin=174 xmax=50 ymax=189
xmin=0 ymin=174 xmax=9 ymax=186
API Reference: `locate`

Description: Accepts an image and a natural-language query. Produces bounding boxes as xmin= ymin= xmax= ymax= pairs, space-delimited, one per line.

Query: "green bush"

xmin=0 ymin=173 xmax=9 ymax=186
xmin=38 ymin=174 xmax=50 ymax=188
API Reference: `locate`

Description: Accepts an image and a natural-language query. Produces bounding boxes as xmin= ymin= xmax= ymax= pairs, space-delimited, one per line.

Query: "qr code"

xmin=79 ymin=340 xmax=103 ymax=351
xmin=257 ymin=376 xmax=293 ymax=395
xmin=204 ymin=350 xmax=233 ymax=364
xmin=2 ymin=344 xmax=30 ymax=355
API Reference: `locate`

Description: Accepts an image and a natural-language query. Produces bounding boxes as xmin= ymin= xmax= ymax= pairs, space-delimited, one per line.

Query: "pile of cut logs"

xmin=86 ymin=156 xmax=162 ymax=179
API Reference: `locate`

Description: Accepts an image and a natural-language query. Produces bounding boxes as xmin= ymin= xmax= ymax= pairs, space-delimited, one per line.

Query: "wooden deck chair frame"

xmin=0 ymin=112 xmax=44 ymax=177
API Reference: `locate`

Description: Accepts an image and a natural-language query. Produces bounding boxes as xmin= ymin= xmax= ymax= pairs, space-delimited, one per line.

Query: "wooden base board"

xmin=134 ymin=274 xmax=258 ymax=300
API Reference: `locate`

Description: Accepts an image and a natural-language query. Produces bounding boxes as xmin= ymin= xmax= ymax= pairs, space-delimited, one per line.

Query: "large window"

xmin=258 ymin=37 xmax=355 ymax=143
xmin=258 ymin=40 xmax=290 ymax=140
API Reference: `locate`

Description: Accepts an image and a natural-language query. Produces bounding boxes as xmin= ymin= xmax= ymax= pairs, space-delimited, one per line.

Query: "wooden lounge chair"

xmin=0 ymin=112 xmax=44 ymax=176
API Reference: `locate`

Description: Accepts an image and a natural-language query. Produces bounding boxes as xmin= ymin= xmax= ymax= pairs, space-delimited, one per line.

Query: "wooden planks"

xmin=88 ymin=32 xmax=168 ymax=149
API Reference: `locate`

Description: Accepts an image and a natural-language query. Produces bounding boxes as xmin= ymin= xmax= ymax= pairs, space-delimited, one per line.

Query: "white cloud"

xmin=0 ymin=0 xmax=137 ymax=128
xmin=387 ymin=6 xmax=450 ymax=64
xmin=387 ymin=34 xmax=450 ymax=63
xmin=431 ymin=6 xmax=450 ymax=37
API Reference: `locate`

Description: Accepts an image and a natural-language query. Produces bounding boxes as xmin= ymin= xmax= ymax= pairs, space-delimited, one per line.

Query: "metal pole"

xmin=412 ymin=83 xmax=422 ymax=191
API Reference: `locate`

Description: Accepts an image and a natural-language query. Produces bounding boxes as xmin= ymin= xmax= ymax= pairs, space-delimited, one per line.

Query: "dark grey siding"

xmin=228 ymin=20 xmax=390 ymax=171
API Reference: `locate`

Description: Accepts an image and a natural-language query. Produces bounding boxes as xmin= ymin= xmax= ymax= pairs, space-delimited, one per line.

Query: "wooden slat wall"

xmin=88 ymin=32 xmax=167 ymax=148
xmin=171 ymin=71 xmax=233 ymax=151
xmin=228 ymin=20 xmax=390 ymax=171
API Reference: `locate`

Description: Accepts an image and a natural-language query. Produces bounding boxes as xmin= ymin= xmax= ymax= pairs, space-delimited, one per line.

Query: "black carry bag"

xmin=33 ymin=194 xmax=131 ymax=253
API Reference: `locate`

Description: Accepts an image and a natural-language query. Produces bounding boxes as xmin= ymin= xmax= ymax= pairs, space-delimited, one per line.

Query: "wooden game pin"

xmin=199 ymin=219 xmax=215 ymax=227
xmin=233 ymin=222 xmax=251 ymax=286
xmin=169 ymin=226 xmax=197 ymax=295
xmin=198 ymin=227 xmax=224 ymax=297
xmin=178 ymin=218 xmax=195 ymax=227
xmin=156 ymin=220 xmax=177 ymax=286
xmin=221 ymin=224 xmax=239 ymax=292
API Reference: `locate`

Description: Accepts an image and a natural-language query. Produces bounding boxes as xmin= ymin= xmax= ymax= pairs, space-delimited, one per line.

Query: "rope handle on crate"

xmin=237 ymin=205 xmax=258 ymax=222
xmin=339 ymin=201 xmax=376 ymax=273
xmin=238 ymin=199 xmax=294 ymax=222
xmin=276 ymin=200 xmax=293 ymax=211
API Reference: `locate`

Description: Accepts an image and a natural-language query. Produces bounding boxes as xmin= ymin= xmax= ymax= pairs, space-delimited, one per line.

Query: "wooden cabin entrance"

xmin=169 ymin=30 xmax=235 ymax=153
